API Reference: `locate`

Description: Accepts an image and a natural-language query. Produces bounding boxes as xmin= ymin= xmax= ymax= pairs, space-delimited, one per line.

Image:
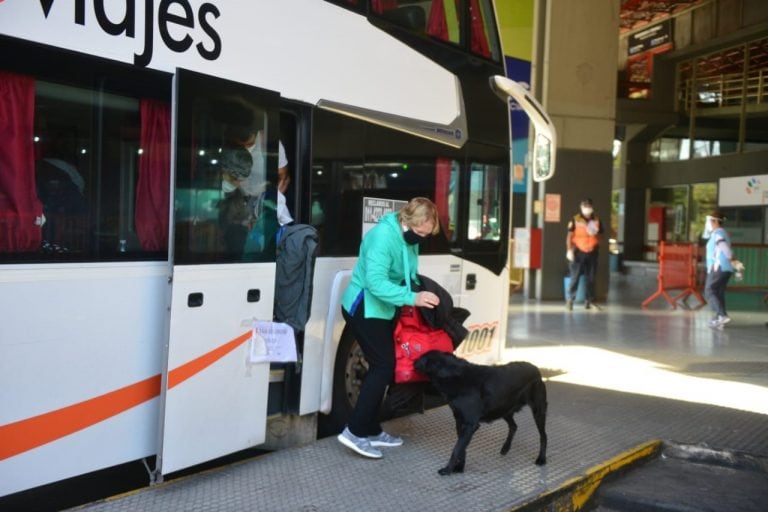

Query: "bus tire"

xmin=317 ymin=326 xmax=368 ymax=438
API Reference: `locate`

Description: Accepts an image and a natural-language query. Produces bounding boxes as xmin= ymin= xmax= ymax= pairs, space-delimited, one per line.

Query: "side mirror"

xmin=490 ymin=76 xmax=556 ymax=182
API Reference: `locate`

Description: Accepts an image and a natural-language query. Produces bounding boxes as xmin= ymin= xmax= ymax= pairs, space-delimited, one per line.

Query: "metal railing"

xmin=680 ymin=68 xmax=768 ymax=111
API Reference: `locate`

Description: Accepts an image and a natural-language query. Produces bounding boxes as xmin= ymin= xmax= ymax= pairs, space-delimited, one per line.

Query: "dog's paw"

xmin=535 ymin=456 xmax=546 ymax=466
xmin=438 ymin=467 xmax=452 ymax=476
xmin=500 ymin=443 xmax=511 ymax=456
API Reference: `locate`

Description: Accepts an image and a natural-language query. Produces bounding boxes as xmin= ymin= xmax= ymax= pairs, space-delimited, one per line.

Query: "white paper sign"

xmin=362 ymin=197 xmax=408 ymax=238
xmin=249 ymin=321 xmax=297 ymax=363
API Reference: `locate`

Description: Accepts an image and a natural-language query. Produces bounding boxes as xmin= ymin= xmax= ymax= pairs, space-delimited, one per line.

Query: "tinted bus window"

xmin=370 ymin=0 xmax=500 ymax=62
xmin=0 ymin=48 xmax=171 ymax=263
xmin=174 ymin=70 xmax=281 ymax=265
xmin=468 ymin=162 xmax=503 ymax=241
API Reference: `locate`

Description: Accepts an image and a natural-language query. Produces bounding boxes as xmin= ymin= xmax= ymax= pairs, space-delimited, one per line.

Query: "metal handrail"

xmin=680 ymin=68 xmax=768 ymax=111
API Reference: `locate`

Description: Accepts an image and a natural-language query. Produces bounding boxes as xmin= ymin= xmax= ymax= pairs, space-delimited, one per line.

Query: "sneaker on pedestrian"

xmin=707 ymin=317 xmax=723 ymax=330
xmin=585 ymin=300 xmax=591 ymax=310
xmin=566 ymin=298 xmax=574 ymax=311
xmin=337 ymin=427 xmax=382 ymax=459
xmin=369 ymin=431 xmax=403 ymax=447
xmin=717 ymin=315 xmax=731 ymax=325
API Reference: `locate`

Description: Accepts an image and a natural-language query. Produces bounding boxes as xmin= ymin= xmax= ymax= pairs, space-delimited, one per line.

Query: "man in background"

xmin=566 ymin=198 xmax=603 ymax=310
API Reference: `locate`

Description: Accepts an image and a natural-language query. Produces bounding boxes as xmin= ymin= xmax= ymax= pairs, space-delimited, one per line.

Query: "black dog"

xmin=413 ymin=350 xmax=547 ymax=475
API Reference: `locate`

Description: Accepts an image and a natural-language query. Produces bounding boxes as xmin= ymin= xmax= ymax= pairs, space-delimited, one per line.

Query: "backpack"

xmin=393 ymin=305 xmax=453 ymax=383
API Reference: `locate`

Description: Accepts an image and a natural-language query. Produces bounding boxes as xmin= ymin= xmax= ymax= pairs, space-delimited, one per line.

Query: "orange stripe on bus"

xmin=0 ymin=375 xmax=161 ymax=461
xmin=167 ymin=332 xmax=251 ymax=389
xmin=0 ymin=331 xmax=252 ymax=461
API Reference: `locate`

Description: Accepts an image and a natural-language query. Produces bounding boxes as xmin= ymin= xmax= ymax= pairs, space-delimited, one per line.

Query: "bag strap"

xmin=402 ymin=245 xmax=411 ymax=292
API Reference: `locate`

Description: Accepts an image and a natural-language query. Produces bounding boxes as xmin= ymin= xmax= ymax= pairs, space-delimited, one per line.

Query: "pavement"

xmin=67 ymin=280 xmax=768 ymax=512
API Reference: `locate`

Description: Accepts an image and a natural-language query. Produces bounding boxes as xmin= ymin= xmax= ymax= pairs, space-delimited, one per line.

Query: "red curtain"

xmin=0 ymin=72 xmax=43 ymax=252
xmin=469 ymin=0 xmax=490 ymax=58
xmin=135 ymin=99 xmax=171 ymax=251
xmin=372 ymin=0 xmax=398 ymax=15
xmin=426 ymin=0 xmax=449 ymax=40
xmin=434 ymin=157 xmax=453 ymax=240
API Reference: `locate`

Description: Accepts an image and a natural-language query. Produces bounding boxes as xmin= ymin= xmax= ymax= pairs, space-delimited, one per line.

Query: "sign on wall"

xmin=362 ymin=197 xmax=407 ymax=237
xmin=544 ymin=193 xmax=561 ymax=223
xmin=718 ymin=174 xmax=767 ymax=206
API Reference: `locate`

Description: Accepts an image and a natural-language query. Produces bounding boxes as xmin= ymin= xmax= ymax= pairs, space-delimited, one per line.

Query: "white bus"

xmin=0 ymin=0 xmax=555 ymax=498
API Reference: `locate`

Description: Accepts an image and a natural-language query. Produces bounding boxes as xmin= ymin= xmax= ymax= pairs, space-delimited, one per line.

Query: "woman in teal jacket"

xmin=337 ymin=197 xmax=441 ymax=459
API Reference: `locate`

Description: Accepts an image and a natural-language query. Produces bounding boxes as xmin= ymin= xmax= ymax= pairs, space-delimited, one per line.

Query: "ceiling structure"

xmin=620 ymin=1 xmax=768 ymax=77
xmin=619 ymin=0 xmax=705 ymax=34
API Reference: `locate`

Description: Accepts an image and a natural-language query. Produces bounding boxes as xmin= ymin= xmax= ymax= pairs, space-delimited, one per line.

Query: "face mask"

xmin=222 ymin=180 xmax=237 ymax=194
xmin=702 ymin=217 xmax=713 ymax=239
xmin=581 ymin=207 xmax=593 ymax=217
xmin=403 ymin=229 xmax=429 ymax=245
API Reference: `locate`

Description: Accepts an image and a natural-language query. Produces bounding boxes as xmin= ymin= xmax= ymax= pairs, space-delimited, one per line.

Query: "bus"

xmin=0 ymin=0 xmax=555 ymax=498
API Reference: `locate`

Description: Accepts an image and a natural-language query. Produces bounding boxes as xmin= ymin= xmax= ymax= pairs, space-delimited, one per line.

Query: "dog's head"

xmin=414 ymin=350 xmax=464 ymax=380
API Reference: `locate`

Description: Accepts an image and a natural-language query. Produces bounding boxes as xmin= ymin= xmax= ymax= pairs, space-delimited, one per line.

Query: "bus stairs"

xmin=72 ymin=381 xmax=768 ymax=512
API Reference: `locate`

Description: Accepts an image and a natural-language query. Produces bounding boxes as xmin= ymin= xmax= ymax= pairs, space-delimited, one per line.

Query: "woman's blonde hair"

xmin=398 ymin=197 xmax=440 ymax=235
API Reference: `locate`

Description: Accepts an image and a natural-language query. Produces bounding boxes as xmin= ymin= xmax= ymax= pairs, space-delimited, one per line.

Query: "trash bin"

xmin=609 ymin=252 xmax=623 ymax=272
xmin=563 ymin=275 xmax=587 ymax=303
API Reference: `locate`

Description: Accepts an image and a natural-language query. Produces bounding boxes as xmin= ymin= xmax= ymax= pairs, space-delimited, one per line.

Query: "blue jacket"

xmin=341 ymin=212 xmax=419 ymax=319
xmin=706 ymin=227 xmax=733 ymax=273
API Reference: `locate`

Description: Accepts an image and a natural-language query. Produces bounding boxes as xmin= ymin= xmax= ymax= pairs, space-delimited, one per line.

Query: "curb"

xmin=513 ymin=439 xmax=662 ymax=512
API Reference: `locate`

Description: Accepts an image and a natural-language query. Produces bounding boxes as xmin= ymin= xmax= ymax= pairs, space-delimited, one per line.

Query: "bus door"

xmin=157 ymin=69 xmax=281 ymax=476
xmin=454 ymin=159 xmax=508 ymax=365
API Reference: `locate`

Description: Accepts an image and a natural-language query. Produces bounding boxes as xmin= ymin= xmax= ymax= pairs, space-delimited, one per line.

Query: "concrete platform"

xmin=71 ymin=380 xmax=768 ymax=512
xmin=68 ymin=286 xmax=768 ymax=511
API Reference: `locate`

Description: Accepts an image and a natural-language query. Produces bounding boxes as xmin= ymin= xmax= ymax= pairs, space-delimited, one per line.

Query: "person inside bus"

xmin=565 ymin=198 xmax=603 ymax=310
xmin=337 ymin=197 xmax=442 ymax=459
xmin=218 ymin=146 xmax=253 ymax=258
xmin=35 ymin=132 xmax=89 ymax=253
xmin=276 ymin=140 xmax=293 ymax=228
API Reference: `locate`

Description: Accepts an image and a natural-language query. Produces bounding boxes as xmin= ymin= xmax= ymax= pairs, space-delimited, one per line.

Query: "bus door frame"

xmin=153 ymin=68 xmax=282 ymax=480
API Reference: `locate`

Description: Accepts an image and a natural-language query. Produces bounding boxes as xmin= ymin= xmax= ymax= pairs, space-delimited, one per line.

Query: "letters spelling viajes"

xmin=38 ymin=0 xmax=222 ymax=67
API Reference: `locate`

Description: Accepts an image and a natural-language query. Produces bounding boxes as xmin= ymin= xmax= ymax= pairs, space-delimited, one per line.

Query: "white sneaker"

xmin=368 ymin=431 xmax=403 ymax=447
xmin=718 ymin=315 xmax=731 ymax=325
xmin=337 ymin=427 xmax=382 ymax=459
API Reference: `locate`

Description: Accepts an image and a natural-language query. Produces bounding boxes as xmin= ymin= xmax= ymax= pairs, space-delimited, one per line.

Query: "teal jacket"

xmin=341 ymin=212 xmax=419 ymax=319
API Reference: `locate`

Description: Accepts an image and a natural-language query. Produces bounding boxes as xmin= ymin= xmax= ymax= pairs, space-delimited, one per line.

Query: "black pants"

xmin=568 ymin=248 xmax=598 ymax=302
xmin=704 ymin=270 xmax=732 ymax=317
xmin=341 ymin=300 xmax=395 ymax=438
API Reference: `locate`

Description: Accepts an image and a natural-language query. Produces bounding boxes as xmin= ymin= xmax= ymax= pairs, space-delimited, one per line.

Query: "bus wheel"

xmin=317 ymin=328 xmax=369 ymax=437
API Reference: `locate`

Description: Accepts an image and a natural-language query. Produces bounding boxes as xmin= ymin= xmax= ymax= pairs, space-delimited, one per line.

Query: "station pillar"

xmin=529 ymin=0 xmax=620 ymax=301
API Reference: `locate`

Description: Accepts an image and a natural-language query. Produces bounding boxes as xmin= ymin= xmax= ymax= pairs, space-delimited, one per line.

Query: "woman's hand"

xmin=415 ymin=291 xmax=440 ymax=309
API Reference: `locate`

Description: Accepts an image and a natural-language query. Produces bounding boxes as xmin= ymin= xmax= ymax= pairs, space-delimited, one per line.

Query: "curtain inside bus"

xmin=427 ymin=0 xmax=460 ymax=44
xmin=135 ymin=99 xmax=171 ymax=251
xmin=372 ymin=0 xmax=398 ymax=14
xmin=435 ymin=157 xmax=454 ymax=240
xmin=0 ymin=72 xmax=43 ymax=252
xmin=469 ymin=0 xmax=490 ymax=58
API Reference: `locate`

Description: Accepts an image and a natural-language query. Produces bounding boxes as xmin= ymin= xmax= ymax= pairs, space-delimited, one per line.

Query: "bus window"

xmin=0 ymin=65 xmax=171 ymax=263
xmin=469 ymin=0 xmax=501 ymax=61
xmin=174 ymin=70 xmax=281 ymax=265
xmin=467 ymin=162 xmax=502 ymax=241
xmin=372 ymin=1 xmax=463 ymax=46
xmin=310 ymin=157 xmax=457 ymax=256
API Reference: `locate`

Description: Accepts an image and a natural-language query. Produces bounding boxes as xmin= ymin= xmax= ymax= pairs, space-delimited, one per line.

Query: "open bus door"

xmin=155 ymin=69 xmax=281 ymax=478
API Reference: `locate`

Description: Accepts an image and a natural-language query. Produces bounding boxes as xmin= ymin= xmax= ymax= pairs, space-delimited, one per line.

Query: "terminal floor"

xmin=72 ymin=290 xmax=768 ymax=512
